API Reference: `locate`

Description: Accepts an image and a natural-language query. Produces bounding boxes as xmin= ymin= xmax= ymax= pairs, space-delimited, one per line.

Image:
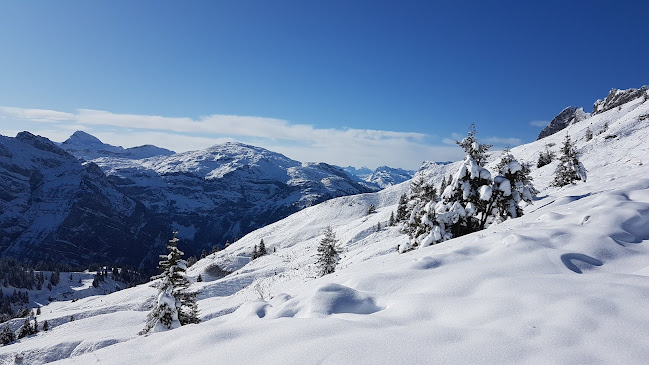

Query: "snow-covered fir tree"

xmin=316 ymin=226 xmax=341 ymax=276
xmin=367 ymin=204 xmax=377 ymax=214
xmin=537 ymin=144 xmax=555 ymax=168
xmin=141 ymin=231 xmax=200 ymax=334
xmin=395 ymin=194 xmax=408 ymax=222
xmin=490 ymin=149 xmax=537 ymax=222
xmin=251 ymin=244 xmax=259 ymax=260
xmin=258 ymin=239 xmax=267 ymax=257
xmin=401 ymin=173 xmax=438 ymax=251
xmin=440 ymin=125 xmax=493 ymax=235
xmin=552 ymin=134 xmax=587 ymax=187
xmin=0 ymin=325 xmax=14 ymax=345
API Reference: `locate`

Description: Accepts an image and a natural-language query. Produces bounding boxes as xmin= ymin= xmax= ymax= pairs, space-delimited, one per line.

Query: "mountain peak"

xmin=63 ymin=130 xmax=104 ymax=146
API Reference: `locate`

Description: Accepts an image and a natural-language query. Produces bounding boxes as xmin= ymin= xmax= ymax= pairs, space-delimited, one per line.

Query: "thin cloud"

xmin=529 ymin=120 xmax=549 ymax=128
xmin=482 ymin=137 xmax=522 ymax=146
xmin=0 ymin=106 xmax=448 ymax=170
xmin=0 ymin=106 xmax=75 ymax=123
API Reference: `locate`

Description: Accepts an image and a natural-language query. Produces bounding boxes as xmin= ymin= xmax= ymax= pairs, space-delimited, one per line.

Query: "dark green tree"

xmin=316 ymin=227 xmax=341 ymax=276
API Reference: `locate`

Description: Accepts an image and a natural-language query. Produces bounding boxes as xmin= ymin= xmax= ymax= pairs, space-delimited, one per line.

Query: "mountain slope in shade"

xmin=69 ymin=140 xmax=373 ymax=255
xmin=2 ymin=88 xmax=648 ymax=364
xmin=0 ymin=132 xmax=165 ymax=267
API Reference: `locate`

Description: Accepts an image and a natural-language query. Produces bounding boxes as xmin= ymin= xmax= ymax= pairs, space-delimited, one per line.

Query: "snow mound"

xmin=271 ymin=283 xmax=382 ymax=318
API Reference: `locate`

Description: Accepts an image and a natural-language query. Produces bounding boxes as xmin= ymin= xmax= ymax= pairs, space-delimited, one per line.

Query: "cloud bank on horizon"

xmin=0 ymin=106 xmax=525 ymax=170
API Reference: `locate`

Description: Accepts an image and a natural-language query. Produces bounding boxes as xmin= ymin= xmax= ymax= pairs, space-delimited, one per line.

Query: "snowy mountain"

xmin=0 ymin=132 xmax=165 ymax=268
xmin=2 ymin=87 xmax=649 ymax=364
xmin=537 ymin=86 xmax=647 ymax=140
xmin=83 ymin=141 xmax=373 ymax=256
xmin=1 ymin=132 xmax=372 ymax=265
xmin=343 ymin=165 xmax=414 ymax=189
xmin=61 ymin=131 xmax=175 ymax=160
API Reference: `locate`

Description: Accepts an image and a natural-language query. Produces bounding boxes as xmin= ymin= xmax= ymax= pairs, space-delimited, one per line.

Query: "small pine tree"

xmin=456 ymin=123 xmax=492 ymax=165
xmin=376 ymin=222 xmax=381 ymax=232
xmin=537 ymin=144 xmax=555 ymax=168
xmin=70 ymin=315 xmax=74 ymax=322
xmin=258 ymin=239 xmax=267 ymax=257
xmin=552 ymin=134 xmax=586 ymax=187
xmin=32 ymin=318 xmax=38 ymax=334
xmin=17 ymin=318 xmax=30 ymax=339
xmin=42 ymin=320 xmax=49 ymax=331
xmin=141 ymin=230 xmax=200 ymax=334
xmin=585 ymin=127 xmax=593 ymax=141
xmin=388 ymin=211 xmax=395 ymax=226
xmin=251 ymin=244 xmax=259 ymax=260
xmin=367 ymin=204 xmax=377 ymax=214
xmin=36 ymin=307 xmax=41 ymax=315
xmin=316 ymin=227 xmax=341 ymax=276
xmin=0 ymin=325 xmax=15 ymax=345
xmin=395 ymin=194 xmax=408 ymax=222
xmin=196 ymin=274 xmax=203 ymax=282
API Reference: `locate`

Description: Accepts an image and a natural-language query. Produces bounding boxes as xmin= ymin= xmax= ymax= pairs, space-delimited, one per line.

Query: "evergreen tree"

xmin=36 ymin=307 xmax=41 ymax=315
xmin=42 ymin=320 xmax=49 ymax=331
xmin=388 ymin=211 xmax=395 ymax=226
xmin=395 ymin=194 xmax=408 ymax=222
xmin=552 ymin=134 xmax=586 ymax=187
xmin=442 ymin=125 xmax=493 ymax=234
xmin=456 ymin=123 xmax=492 ymax=165
xmin=251 ymin=244 xmax=259 ymax=260
xmin=258 ymin=239 xmax=267 ymax=257
xmin=196 ymin=274 xmax=203 ymax=282
xmin=585 ymin=127 xmax=593 ymax=141
xmin=367 ymin=204 xmax=377 ymax=214
xmin=50 ymin=270 xmax=60 ymax=286
xmin=376 ymin=222 xmax=381 ymax=232
xmin=141 ymin=230 xmax=200 ymax=334
xmin=17 ymin=318 xmax=30 ymax=339
xmin=537 ymin=144 xmax=555 ymax=168
xmin=32 ymin=318 xmax=38 ymax=334
xmin=0 ymin=325 xmax=15 ymax=345
xmin=489 ymin=150 xmax=537 ymax=222
xmin=316 ymin=227 xmax=341 ymax=276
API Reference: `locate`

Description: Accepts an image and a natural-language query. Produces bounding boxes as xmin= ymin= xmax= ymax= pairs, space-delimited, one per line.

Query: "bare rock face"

xmin=537 ymin=106 xmax=579 ymax=140
xmin=593 ymin=87 xmax=648 ymax=115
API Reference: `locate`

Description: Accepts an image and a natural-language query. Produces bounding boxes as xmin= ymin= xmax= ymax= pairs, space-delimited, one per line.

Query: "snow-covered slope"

xmin=343 ymin=165 xmax=415 ymax=189
xmin=2 ymin=89 xmax=649 ymax=364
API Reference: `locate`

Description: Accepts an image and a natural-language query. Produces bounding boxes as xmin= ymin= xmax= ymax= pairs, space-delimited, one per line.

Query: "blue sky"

xmin=1 ymin=1 xmax=647 ymax=169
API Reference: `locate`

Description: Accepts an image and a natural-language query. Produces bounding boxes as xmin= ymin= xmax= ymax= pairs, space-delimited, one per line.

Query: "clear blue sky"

xmin=1 ymin=0 xmax=647 ymax=169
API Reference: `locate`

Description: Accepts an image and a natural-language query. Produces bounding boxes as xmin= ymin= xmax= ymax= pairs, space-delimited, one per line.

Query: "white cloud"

xmin=0 ymin=106 xmax=75 ymax=122
xmin=529 ymin=120 xmax=549 ymax=128
xmin=0 ymin=106 xmax=467 ymax=169
xmin=482 ymin=137 xmax=522 ymax=146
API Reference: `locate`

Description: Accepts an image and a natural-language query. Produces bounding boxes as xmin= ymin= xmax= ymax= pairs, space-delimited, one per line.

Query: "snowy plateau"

xmin=1 ymin=87 xmax=649 ymax=364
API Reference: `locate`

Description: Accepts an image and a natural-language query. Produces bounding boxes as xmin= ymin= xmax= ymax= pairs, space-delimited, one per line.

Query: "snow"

xmin=2 ymin=92 xmax=649 ymax=364
xmin=478 ymin=185 xmax=492 ymax=201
